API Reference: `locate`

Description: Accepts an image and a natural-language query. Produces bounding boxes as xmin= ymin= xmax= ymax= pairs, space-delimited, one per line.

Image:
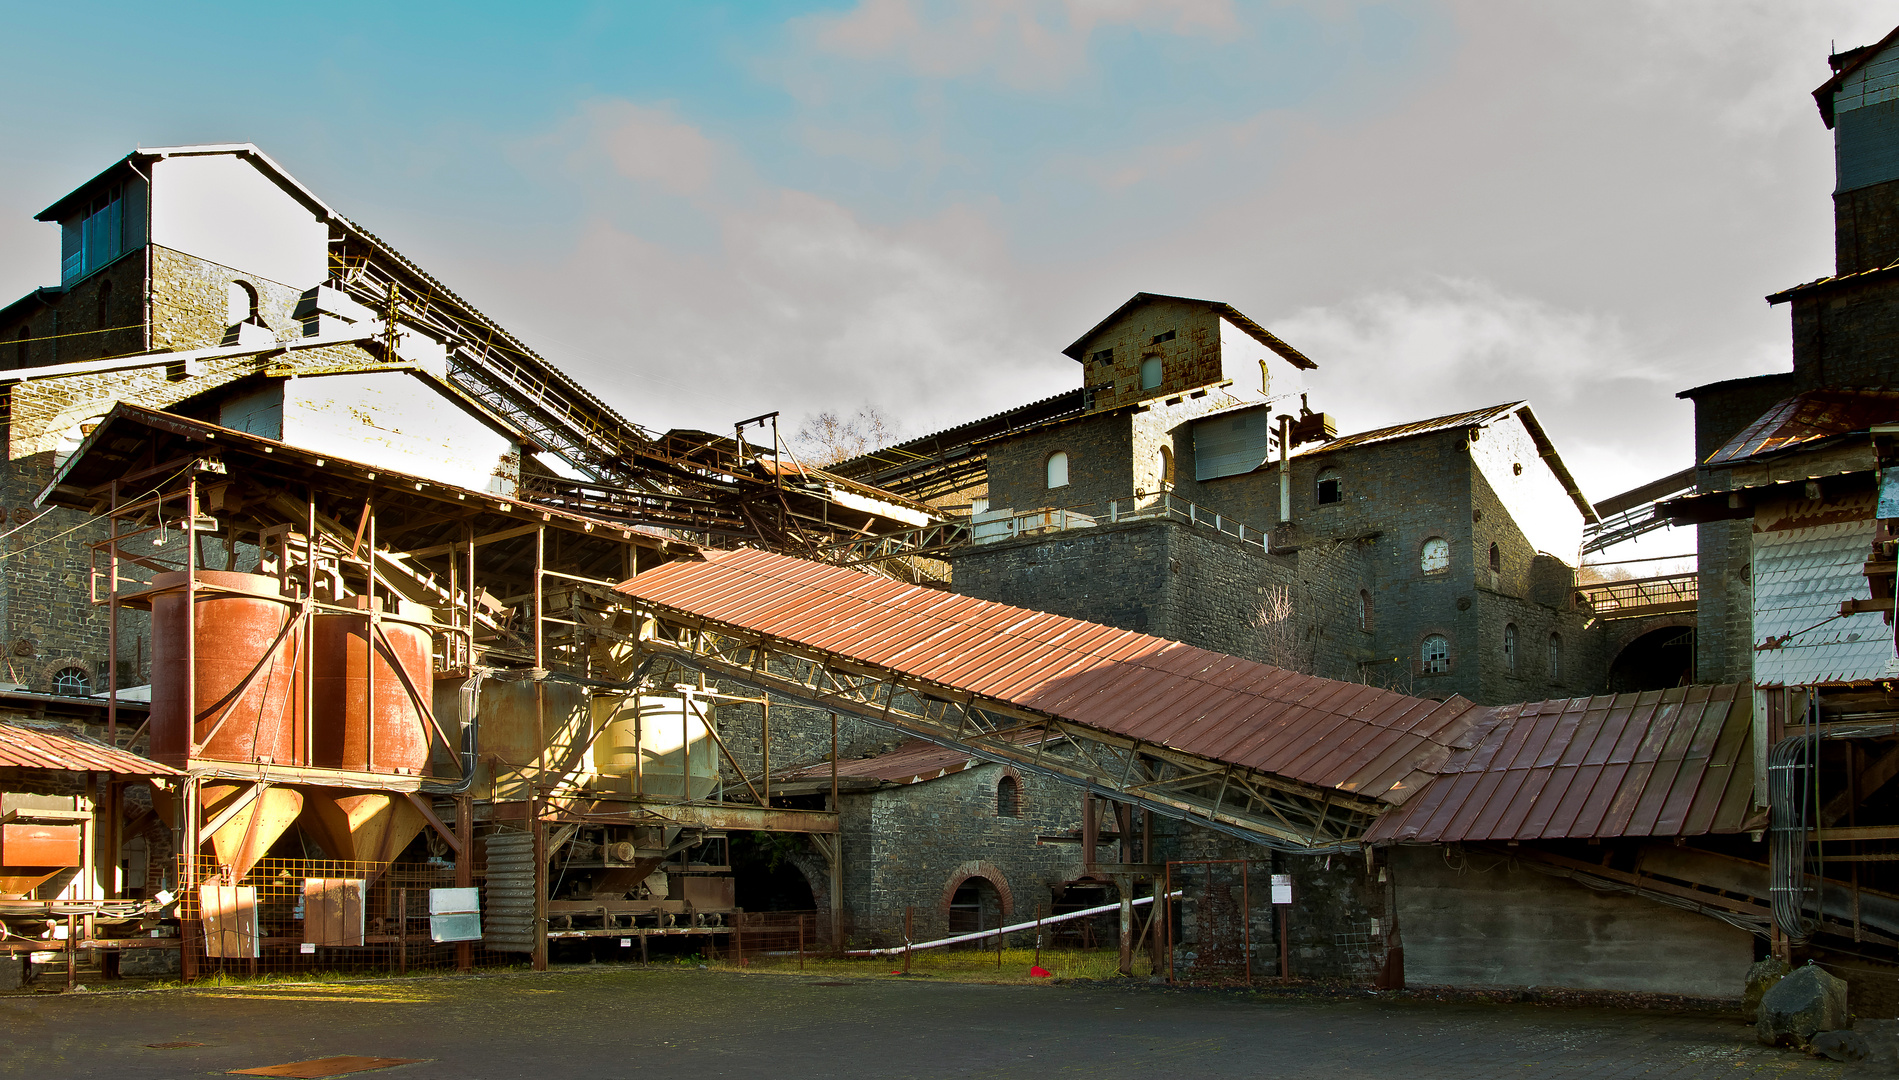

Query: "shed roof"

xmin=1703 ymin=389 xmax=1899 ymax=466
xmin=0 ymin=720 xmax=177 ymax=776
xmin=616 ymin=548 xmax=1481 ymax=805
xmin=1363 ymin=684 xmax=1760 ymax=844
xmin=1062 ymin=292 xmax=1317 ymax=369
xmin=1813 ymin=25 xmax=1899 ymax=128
xmin=776 ymin=739 xmax=987 ymax=787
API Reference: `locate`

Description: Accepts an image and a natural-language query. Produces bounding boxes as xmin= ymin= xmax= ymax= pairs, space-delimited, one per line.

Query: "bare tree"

xmin=1254 ymin=584 xmax=1313 ymax=674
xmin=1576 ymin=563 xmax=1635 ymax=585
xmin=791 ymin=405 xmax=903 ymax=466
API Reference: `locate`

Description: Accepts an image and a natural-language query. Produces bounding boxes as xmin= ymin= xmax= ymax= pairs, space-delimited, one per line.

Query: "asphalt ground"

xmin=0 ymin=967 xmax=1857 ymax=1079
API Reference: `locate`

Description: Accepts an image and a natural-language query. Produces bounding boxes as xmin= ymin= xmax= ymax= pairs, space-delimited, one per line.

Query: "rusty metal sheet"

xmin=0 ymin=720 xmax=178 ymax=776
xmin=619 ymin=549 xmax=1480 ymax=805
xmin=1364 ymin=684 xmax=1762 ymax=844
xmin=1705 ymin=388 xmax=1899 ymax=465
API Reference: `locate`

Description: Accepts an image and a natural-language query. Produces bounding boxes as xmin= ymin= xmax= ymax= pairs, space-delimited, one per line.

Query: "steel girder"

xmin=630 ymin=614 xmax=1381 ymax=852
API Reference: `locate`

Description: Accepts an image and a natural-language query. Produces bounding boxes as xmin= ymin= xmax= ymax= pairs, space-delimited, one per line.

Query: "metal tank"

xmin=592 ymin=695 xmax=718 ymax=800
xmin=149 ymin=570 xmax=301 ymax=768
xmin=311 ymin=596 xmax=435 ymax=774
xmin=475 ymin=678 xmax=591 ymax=798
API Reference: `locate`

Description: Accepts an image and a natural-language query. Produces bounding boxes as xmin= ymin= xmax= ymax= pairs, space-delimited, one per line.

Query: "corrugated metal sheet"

xmin=1705 ymin=389 xmax=1899 ymax=465
xmin=1753 ymin=494 xmax=1892 ymax=687
xmin=777 ymin=739 xmax=982 ymax=786
xmin=617 ymin=549 xmax=1481 ymax=805
xmin=1838 ymin=98 xmax=1899 ymax=193
xmin=1296 ymin=402 xmax=1524 ymax=457
xmin=0 ymin=720 xmax=177 ymax=775
xmin=1363 ymin=685 xmax=1762 ymax=844
xmin=481 ymin=830 xmax=536 ymax=953
xmin=1192 ymin=406 xmax=1274 ymax=480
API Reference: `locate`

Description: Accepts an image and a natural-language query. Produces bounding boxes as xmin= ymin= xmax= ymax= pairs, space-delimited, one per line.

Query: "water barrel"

xmin=149 ymin=570 xmax=300 ymax=768
xmin=311 ymin=596 xmax=434 ymax=773
xmin=592 ymin=695 xmax=717 ymax=800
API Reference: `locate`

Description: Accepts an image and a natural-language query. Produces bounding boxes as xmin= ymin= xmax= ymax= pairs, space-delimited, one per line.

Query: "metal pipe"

xmin=848 ymin=892 xmax=1180 ymax=956
xmin=1277 ymin=414 xmax=1291 ymax=523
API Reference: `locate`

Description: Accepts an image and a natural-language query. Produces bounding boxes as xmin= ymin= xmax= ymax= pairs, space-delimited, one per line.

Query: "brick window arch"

xmin=1358 ymin=589 xmax=1373 ymax=633
xmin=1420 ymin=634 xmax=1450 ymax=675
xmin=996 ymin=774 xmax=1021 ymax=817
xmin=1504 ymin=622 xmax=1518 ymax=673
xmin=1420 ymin=537 xmax=1450 ymax=574
xmin=51 ymin=665 xmax=91 ymax=697
xmin=1488 ymin=542 xmax=1501 ymax=572
xmin=1046 ymin=451 xmax=1069 ymax=489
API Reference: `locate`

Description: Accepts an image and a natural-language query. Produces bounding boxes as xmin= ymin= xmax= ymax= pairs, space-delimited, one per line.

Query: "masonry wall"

xmin=841 ymin=763 xmax=1086 ymax=947
xmin=1076 ymin=297 xmax=1225 ymax=415
xmin=1837 ymin=177 xmax=1899 ymax=276
xmin=1788 ymin=278 xmax=1899 ymax=391
xmin=1389 ymin=845 xmax=1752 ymax=997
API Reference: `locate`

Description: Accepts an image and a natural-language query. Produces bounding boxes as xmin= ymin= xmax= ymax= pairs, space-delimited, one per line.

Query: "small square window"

xmin=1150 ymin=329 xmax=1176 ymax=345
xmin=1091 ymin=348 xmax=1113 ymax=364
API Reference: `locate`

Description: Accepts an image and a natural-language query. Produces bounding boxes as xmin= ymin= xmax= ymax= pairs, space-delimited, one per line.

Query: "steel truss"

xmin=630 ymin=616 xmax=1381 ymax=852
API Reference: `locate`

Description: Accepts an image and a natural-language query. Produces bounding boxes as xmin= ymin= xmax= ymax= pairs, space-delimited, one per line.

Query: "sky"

xmin=0 ymin=1 xmax=1892 ymax=565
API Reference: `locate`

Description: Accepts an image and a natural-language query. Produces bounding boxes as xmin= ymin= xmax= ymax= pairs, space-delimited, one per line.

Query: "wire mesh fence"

xmin=177 ymin=855 xmax=517 ymax=978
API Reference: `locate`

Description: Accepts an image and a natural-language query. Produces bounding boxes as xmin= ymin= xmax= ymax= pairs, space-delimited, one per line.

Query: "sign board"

xmin=429 ymin=886 xmax=482 ymax=943
xmin=1270 ymin=873 xmax=1293 ymax=906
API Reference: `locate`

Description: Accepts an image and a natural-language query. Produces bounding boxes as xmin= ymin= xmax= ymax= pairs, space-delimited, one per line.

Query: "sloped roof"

xmin=777 ymin=739 xmax=983 ymax=787
xmin=617 ymin=548 xmax=1481 ymax=805
xmin=1062 ymin=292 xmax=1317 ymax=369
xmin=1813 ymin=25 xmax=1899 ymax=128
xmin=1704 ymin=389 xmax=1899 ymax=466
xmin=1364 ymin=684 xmax=1760 ymax=844
xmin=0 ymin=720 xmax=177 ymax=776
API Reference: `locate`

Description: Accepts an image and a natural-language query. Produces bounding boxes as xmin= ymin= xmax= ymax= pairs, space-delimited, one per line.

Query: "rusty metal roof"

xmin=1363 ymin=684 xmax=1760 ymax=844
xmin=0 ymin=720 xmax=178 ymax=775
xmin=777 ymin=739 xmax=985 ymax=787
xmin=617 ymin=548 xmax=1481 ymax=805
xmin=1705 ymin=389 xmax=1899 ymax=466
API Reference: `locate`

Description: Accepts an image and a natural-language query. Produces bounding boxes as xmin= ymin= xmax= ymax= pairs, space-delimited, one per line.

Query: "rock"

xmin=1810 ymin=1030 xmax=1868 ymax=1062
xmin=1743 ymin=957 xmax=1790 ymax=1022
xmin=1855 ymin=1019 xmax=1899 ymax=1068
xmin=1756 ymin=963 xmax=1850 ymax=1049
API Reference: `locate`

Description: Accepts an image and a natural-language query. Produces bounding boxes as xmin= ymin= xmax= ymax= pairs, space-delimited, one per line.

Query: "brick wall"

xmin=1835 ymin=178 xmax=1899 ymax=275
xmin=1076 ymin=297 xmax=1225 ymax=415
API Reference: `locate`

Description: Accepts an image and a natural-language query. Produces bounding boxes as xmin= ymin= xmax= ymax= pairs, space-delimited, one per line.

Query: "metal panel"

xmin=0 ymin=720 xmax=179 ymax=775
xmin=201 ymin=884 xmax=260 ymax=959
xmin=1838 ymin=98 xmax=1899 ymax=193
xmin=1752 ymin=498 xmax=1890 ymax=687
xmin=1192 ymin=408 xmax=1273 ymax=480
xmin=481 ymin=830 xmax=536 ymax=953
xmin=1363 ymin=684 xmax=1759 ymax=844
xmin=301 ymin=878 xmax=365 ymax=947
xmin=0 ymin=823 xmax=81 ymax=867
xmin=1705 ymin=389 xmax=1899 ymax=465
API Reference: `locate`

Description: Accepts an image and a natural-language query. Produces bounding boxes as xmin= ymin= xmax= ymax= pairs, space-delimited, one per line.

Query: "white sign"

xmin=1270 ymin=873 xmax=1293 ymax=906
xmin=300 ymin=943 xmax=316 ymax=954
xmin=620 ymin=938 xmax=632 ymax=948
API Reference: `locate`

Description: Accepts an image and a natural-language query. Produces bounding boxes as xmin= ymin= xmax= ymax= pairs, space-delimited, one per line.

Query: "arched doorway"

xmin=948 ymin=876 xmax=1004 ymax=937
xmin=1608 ymin=625 xmax=1696 ymax=693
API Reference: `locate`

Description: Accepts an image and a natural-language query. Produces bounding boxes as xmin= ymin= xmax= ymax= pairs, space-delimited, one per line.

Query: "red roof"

xmin=617 ymin=549 xmax=1480 ymax=805
xmin=0 ymin=720 xmax=178 ymax=776
xmin=1362 ymin=684 xmax=1760 ymax=844
xmin=1705 ymin=389 xmax=1899 ymax=465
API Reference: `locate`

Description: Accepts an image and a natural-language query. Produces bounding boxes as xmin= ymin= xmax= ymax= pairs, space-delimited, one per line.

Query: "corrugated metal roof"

xmin=1705 ymin=389 xmax=1899 ymax=465
xmin=1752 ymin=494 xmax=1892 ymax=687
xmin=777 ymin=739 xmax=984 ymax=786
xmin=1363 ymin=684 xmax=1761 ymax=844
xmin=0 ymin=720 xmax=177 ymax=775
xmin=1296 ymin=402 xmax=1524 ymax=457
xmin=617 ymin=549 xmax=1481 ymax=805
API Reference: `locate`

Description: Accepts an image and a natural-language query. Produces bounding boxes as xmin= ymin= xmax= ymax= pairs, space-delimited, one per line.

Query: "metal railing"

xmin=1574 ymin=572 xmax=1698 ymax=619
xmin=972 ymin=492 xmax=1270 ymax=553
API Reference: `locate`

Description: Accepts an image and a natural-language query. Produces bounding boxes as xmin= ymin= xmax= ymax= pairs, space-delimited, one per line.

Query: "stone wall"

xmin=1836 ymin=177 xmax=1899 ymax=276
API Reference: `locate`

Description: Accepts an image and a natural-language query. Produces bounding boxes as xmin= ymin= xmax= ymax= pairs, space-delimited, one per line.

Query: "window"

xmin=1548 ymin=633 xmax=1562 ymax=681
xmin=52 ymin=666 xmax=90 ymax=696
xmin=61 ymin=186 xmax=125 ymax=285
xmin=1488 ymin=542 xmax=1500 ymax=573
xmin=1421 ymin=635 xmax=1450 ymax=675
xmin=1316 ymin=468 xmax=1341 ymax=505
xmin=1150 ymin=329 xmax=1176 ymax=345
xmin=1091 ymin=348 xmax=1113 ymax=364
xmin=1158 ymin=445 xmax=1175 ymax=486
xmin=1140 ymin=356 xmax=1162 ymax=389
xmin=1358 ymin=590 xmax=1373 ymax=633
xmin=1504 ymin=623 xmax=1518 ymax=673
xmin=1046 ymin=451 xmax=1069 ymax=489
xmin=226 ymin=281 xmax=259 ymax=325
xmin=997 ymin=775 xmax=1021 ymax=817
xmin=1420 ymin=537 xmax=1450 ymax=574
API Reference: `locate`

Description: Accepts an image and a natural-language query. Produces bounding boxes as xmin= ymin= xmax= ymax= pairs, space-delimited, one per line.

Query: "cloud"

xmin=564 ymin=100 xmax=724 ymax=198
xmin=790 ymin=0 xmax=1239 ymax=91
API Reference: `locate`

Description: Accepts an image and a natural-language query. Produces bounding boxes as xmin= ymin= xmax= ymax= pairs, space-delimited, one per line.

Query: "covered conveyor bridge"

xmin=616 ymin=549 xmax=1482 ymax=850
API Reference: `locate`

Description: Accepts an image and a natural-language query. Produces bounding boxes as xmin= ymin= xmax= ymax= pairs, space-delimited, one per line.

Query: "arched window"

xmin=1488 ymin=542 xmax=1501 ymax=572
xmin=997 ymin=775 xmax=1020 ymax=818
xmin=1045 ymin=451 xmax=1069 ymax=489
xmin=51 ymin=666 xmax=90 ymax=696
xmin=1358 ymin=589 xmax=1373 ymax=633
xmin=1504 ymin=623 xmax=1518 ymax=673
xmin=1548 ymin=633 xmax=1562 ymax=681
xmin=1158 ymin=445 xmax=1174 ymax=487
xmin=1420 ymin=634 xmax=1450 ymax=675
xmin=1316 ymin=468 xmax=1341 ymax=505
xmin=226 ymin=280 xmax=258 ymax=325
xmin=1420 ymin=537 xmax=1450 ymax=574
xmin=1140 ymin=356 xmax=1162 ymax=390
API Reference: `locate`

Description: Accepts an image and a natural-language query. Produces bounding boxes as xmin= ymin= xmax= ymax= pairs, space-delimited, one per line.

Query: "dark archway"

xmin=728 ymin=832 xmax=817 ymax=911
xmin=948 ymin=876 xmax=1003 ymax=937
xmin=1607 ymin=626 xmax=1696 ymax=693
